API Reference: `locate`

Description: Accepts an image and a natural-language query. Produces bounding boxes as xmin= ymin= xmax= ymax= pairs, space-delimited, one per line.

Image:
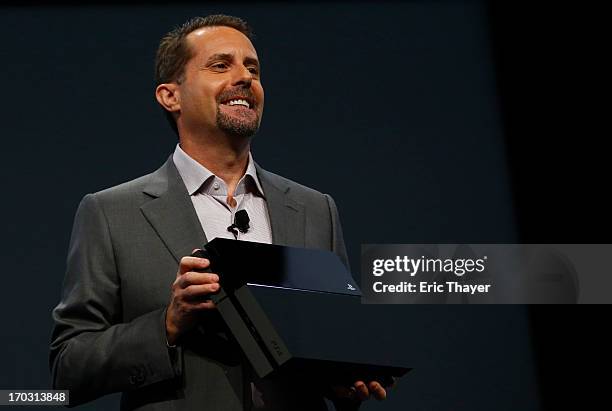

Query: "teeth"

xmin=227 ymin=99 xmax=250 ymax=108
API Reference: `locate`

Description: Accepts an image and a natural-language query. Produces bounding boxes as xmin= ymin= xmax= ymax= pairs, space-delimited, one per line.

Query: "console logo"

xmin=270 ymin=340 xmax=283 ymax=357
xmin=347 ymin=283 xmax=356 ymax=291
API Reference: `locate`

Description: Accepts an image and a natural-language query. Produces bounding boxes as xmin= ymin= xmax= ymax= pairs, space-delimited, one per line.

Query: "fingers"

xmin=172 ymin=254 xmax=221 ymax=309
xmin=368 ymin=381 xmax=387 ymax=400
xmin=335 ymin=380 xmax=387 ymax=402
xmin=178 ymin=255 xmax=211 ymax=275
xmin=177 ymin=271 xmax=219 ymax=289
xmin=176 ymin=252 xmax=219 ymax=285
xmin=353 ymin=381 xmax=369 ymax=401
xmin=173 ymin=269 xmax=221 ymax=305
xmin=165 ymin=253 xmax=220 ymax=342
xmin=193 ymin=300 xmax=216 ymax=310
xmin=182 ymin=282 xmax=221 ymax=300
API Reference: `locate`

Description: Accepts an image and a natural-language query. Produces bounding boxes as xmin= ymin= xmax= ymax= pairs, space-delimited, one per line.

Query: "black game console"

xmin=193 ymin=239 xmax=410 ymax=386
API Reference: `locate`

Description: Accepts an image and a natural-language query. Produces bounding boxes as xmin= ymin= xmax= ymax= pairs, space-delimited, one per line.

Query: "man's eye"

xmin=248 ymin=67 xmax=259 ymax=75
xmin=211 ymin=63 xmax=229 ymax=70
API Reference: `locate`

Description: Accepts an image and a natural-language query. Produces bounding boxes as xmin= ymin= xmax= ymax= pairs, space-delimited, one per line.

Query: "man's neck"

xmin=179 ymin=133 xmax=251 ymax=196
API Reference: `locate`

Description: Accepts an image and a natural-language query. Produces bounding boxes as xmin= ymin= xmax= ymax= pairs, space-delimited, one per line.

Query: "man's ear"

xmin=155 ymin=83 xmax=180 ymax=113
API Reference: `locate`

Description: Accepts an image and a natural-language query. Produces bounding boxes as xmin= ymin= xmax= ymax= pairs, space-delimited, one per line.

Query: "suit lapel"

xmin=139 ymin=156 xmax=305 ymax=258
xmin=140 ymin=157 xmax=208 ymax=263
xmin=256 ymin=165 xmax=306 ymax=248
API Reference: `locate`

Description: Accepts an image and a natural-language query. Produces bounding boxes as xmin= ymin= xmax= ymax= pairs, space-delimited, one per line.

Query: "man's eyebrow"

xmin=204 ymin=53 xmax=260 ymax=67
xmin=244 ymin=56 xmax=260 ymax=67
xmin=205 ymin=53 xmax=233 ymax=64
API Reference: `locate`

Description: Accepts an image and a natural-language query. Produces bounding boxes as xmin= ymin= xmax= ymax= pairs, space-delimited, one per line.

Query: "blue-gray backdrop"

xmin=2 ymin=2 xmax=607 ymax=410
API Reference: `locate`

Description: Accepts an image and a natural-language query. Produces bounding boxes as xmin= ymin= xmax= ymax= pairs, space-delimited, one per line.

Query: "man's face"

xmin=177 ymin=26 xmax=264 ymax=138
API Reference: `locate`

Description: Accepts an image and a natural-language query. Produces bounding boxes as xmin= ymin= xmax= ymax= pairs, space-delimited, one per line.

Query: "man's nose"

xmin=232 ymin=65 xmax=253 ymax=88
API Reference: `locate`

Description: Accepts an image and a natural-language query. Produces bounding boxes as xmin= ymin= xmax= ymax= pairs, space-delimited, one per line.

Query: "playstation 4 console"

xmin=195 ymin=239 xmax=410 ymax=386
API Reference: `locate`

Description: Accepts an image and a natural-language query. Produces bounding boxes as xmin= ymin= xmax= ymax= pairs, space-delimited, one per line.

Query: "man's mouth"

xmin=220 ymin=97 xmax=254 ymax=110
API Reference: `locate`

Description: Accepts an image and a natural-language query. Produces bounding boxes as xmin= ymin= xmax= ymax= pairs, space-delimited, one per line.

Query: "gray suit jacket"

xmin=50 ymin=157 xmax=350 ymax=410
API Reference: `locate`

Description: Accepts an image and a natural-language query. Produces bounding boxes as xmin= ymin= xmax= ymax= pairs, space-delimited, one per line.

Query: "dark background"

xmin=0 ymin=1 xmax=608 ymax=410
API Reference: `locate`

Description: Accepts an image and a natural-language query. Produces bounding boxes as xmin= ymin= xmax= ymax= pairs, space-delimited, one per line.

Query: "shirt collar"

xmin=172 ymin=144 xmax=265 ymax=197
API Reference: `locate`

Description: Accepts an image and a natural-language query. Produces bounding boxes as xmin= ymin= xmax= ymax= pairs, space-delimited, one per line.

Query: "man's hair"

xmin=155 ymin=15 xmax=254 ymax=135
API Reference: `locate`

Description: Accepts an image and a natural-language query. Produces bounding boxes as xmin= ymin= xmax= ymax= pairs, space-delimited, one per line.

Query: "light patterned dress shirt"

xmin=172 ymin=144 xmax=273 ymax=244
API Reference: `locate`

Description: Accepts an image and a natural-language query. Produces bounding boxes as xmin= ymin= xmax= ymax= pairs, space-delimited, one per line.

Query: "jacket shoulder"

xmin=88 ymin=158 xmax=173 ymax=206
xmin=93 ymin=172 xmax=156 ymax=202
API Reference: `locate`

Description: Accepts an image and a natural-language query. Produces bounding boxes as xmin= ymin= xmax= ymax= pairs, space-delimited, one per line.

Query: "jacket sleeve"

xmin=49 ymin=194 xmax=181 ymax=406
xmin=324 ymin=194 xmax=350 ymax=272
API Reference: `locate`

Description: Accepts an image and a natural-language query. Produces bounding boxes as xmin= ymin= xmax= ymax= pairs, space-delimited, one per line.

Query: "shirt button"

xmin=213 ymin=182 xmax=220 ymax=190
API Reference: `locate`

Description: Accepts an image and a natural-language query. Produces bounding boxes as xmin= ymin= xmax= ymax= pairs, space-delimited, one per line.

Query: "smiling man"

xmin=50 ymin=15 xmax=386 ymax=411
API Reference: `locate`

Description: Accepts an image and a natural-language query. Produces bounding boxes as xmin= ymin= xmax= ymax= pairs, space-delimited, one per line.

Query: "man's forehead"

xmin=186 ymin=26 xmax=258 ymax=59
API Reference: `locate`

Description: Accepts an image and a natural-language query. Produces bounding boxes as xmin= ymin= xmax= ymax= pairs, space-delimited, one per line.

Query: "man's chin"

xmin=219 ymin=122 xmax=259 ymax=138
xmin=217 ymin=115 xmax=260 ymax=138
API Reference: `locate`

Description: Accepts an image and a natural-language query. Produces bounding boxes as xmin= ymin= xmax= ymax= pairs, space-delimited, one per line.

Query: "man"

xmin=50 ymin=15 xmax=387 ymax=410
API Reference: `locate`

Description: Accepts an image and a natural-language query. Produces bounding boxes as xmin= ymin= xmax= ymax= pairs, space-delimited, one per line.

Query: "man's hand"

xmin=353 ymin=380 xmax=387 ymax=401
xmin=332 ymin=379 xmax=393 ymax=404
xmin=165 ymin=252 xmax=220 ymax=345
